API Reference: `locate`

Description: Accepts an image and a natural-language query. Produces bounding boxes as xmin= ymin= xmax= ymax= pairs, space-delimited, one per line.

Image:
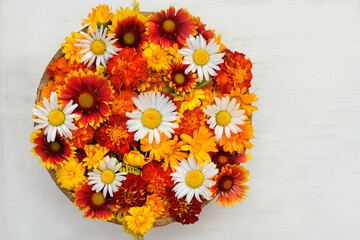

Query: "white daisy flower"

xmin=170 ymin=155 xmax=218 ymax=204
xmin=88 ymin=156 xmax=127 ymax=198
xmin=126 ymin=92 xmax=179 ymax=144
xmin=75 ymin=25 xmax=121 ymax=68
xmin=178 ymin=34 xmax=225 ymax=82
xmin=32 ymin=91 xmax=79 ymax=142
xmin=203 ymin=96 xmax=247 ymax=141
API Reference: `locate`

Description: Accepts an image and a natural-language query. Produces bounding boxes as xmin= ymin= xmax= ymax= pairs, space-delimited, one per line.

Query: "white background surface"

xmin=1 ymin=0 xmax=360 ymax=239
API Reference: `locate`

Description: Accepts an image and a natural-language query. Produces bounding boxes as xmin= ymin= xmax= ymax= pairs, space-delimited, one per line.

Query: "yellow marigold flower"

xmin=140 ymin=133 xmax=173 ymax=161
xmin=162 ymin=135 xmax=188 ymax=171
xmin=201 ymin=83 xmax=220 ymax=108
xmin=82 ymin=144 xmax=110 ymax=169
xmin=142 ymin=43 xmax=171 ymax=72
xmin=228 ymin=87 xmax=258 ymax=116
xmin=218 ymin=121 xmax=254 ymax=154
xmin=174 ymin=88 xmax=205 ymax=112
xmin=125 ymin=206 xmax=155 ymax=235
xmin=144 ymin=194 xmax=165 ymax=219
xmin=82 ymin=4 xmax=113 ymax=31
xmin=56 ymin=159 xmax=86 ymax=191
xmin=61 ymin=32 xmax=86 ymax=64
xmin=123 ymin=150 xmax=148 ymax=167
xmin=180 ymin=126 xmax=218 ymax=167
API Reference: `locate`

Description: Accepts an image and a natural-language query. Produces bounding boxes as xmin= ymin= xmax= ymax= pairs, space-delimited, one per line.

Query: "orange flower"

xmin=46 ymin=57 xmax=93 ymax=86
xmin=214 ymin=49 xmax=253 ymax=94
xmin=218 ymin=121 xmax=254 ymax=154
xmin=70 ymin=124 xmax=95 ymax=149
xmin=142 ymin=161 xmax=172 ymax=197
xmin=193 ymin=16 xmax=215 ymax=40
xmin=211 ymin=165 xmax=250 ymax=207
xmin=82 ymin=4 xmax=113 ymax=31
xmin=110 ymin=90 xmax=137 ymax=116
xmin=106 ymin=47 xmax=148 ymax=91
xmin=175 ymin=106 xmax=206 ymax=136
xmin=61 ymin=31 xmax=86 ymax=64
xmin=144 ymin=194 xmax=165 ymax=219
xmin=161 ymin=135 xmax=187 ymax=172
xmin=228 ymin=87 xmax=258 ymax=116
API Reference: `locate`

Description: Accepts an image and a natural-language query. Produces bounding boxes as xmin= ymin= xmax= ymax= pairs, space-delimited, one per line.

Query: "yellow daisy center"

xmin=163 ymin=19 xmax=176 ymax=33
xmin=193 ymin=49 xmax=210 ymax=66
xmin=48 ymin=109 xmax=65 ymax=126
xmin=91 ymin=40 xmax=106 ymax=55
xmin=142 ymin=109 xmax=162 ymax=129
xmin=123 ymin=32 xmax=135 ymax=45
xmin=186 ymin=170 xmax=204 ymax=188
xmin=101 ymin=169 xmax=115 ymax=184
xmin=91 ymin=192 xmax=106 ymax=206
xmin=49 ymin=141 xmax=61 ymax=151
xmin=216 ymin=110 xmax=231 ymax=126
xmin=174 ymin=73 xmax=185 ymax=85
xmin=78 ymin=92 xmax=95 ymax=109
xmin=218 ymin=155 xmax=229 ymax=164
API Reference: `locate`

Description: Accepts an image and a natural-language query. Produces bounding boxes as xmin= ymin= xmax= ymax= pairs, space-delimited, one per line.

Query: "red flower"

xmin=106 ymin=47 xmax=148 ymax=91
xmin=74 ymin=183 xmax=117 ymax=221
xmin=30 ymin=130 xmax=75 ymax=169
xmin=214 ymin=49 xmax=253 ymax=94
xmin=95 ymin=115 xmax=137 ymax=154
xmin=169 ymin=192 xmax=202 ymax=224
xmin=147 ymin=6 xmax=196 ymax=48
xmin=142 ymin=161 xmax=172 ymax=197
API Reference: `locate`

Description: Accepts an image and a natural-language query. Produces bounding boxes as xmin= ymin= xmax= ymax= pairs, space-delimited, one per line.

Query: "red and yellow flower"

xmin=74 ymin=182 xmax=117 ymax=221
xmin=211 ymin=165 xmax=250 ymax=207
xmin=164 ymin=60 xmax=198 ymax=94
xmin=147 ymin=6 xmax=196 ymax=48
xmin=58 ymin=69 xmax=113 ymax=128
xmin=30 ymin=130 xmax=76 ymax=169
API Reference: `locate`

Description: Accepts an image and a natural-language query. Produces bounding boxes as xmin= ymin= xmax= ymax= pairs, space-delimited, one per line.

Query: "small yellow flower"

xmin=56 ymin=159 xmax=87 ymax=191
xmin=61 ymin=32 xmax=86 ymax=64
xmin=125 ymin=206 xmax=155 ymax=235
xmin=123 ymin=150 xmax=148 ymax=167
xmin=161 ymin=135 xmax=188 ymax=171
xmin=140 ymin=133 xmax=173 ymax=161
xmin=82 ymin=4 xmax=113 ymax=31
xmin=142 ymin=43 xmax=171 ymax=72
xmin=82 ymin=144 xmax=110 ymax=169
xmin=228 ymin=87 xmax=258 ymax=116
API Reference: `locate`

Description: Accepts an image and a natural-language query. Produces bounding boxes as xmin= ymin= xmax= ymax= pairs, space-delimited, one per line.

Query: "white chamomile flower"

xmin=170 ymin=155 xmax=218 ymax=204
xmin=203 ymin=96 xmax=247 ymax=141
xmin=178 ymin=34 xmax=225 ymax=82
xmin=75 ymin=25 xmax=121 ymax=68
xmin=88 ymin=156 xmax=127 ymax=198
xmin=126 ymin=92 xmax=179 ymax=144
xmin=32 ymin=91 xmax=79 ymax=142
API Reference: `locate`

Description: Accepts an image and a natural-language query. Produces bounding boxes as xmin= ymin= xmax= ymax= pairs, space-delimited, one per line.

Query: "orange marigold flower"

xmin=175 ymin=106 xmax=206 ymax=136
xmin=218 ymin=121 xmax=254 ymax=154
xmin=82 ymin=4 xmax=113 ymax=31
xmin=58 ymin=69 xmax=113 ymax=128
xmin=214 ymin=49 xmax=253 ymax=94
xmin=228 ymin=87 xmax=258 ymax=116
xmin=110 ymin=90 xmax=137 ymax=116
xmin=169 ymin=192 xmax=202 ymax=224
xmin=106 ymin=47 xmax=148 ymax=91
xmin=210 ymin=165 xmax=250 ymax=207
xmin=147 ymin=6 xmax=196 ymax=48
xmin=33 ymin=81 xmax=58 ymax=110
xmin=137 ymin=70 xmax=167 ymax=93
xmin=114 ymin=173 xmax=148 ymax=213
xmin=61 ymin=32 xmax=86 ymax=64
xmin=180 ymin=126 xmax=218 ymax=167
xmin=74 ymin=182 xmax=117 ymax=221
xmin=70 ymin=124 xmax=95 ymax=149
xmin=46 ymin=57 xmax=93 ymax=86
xmin=140 ymin=133 xmax=173 ymax=161
xmin=30 ymin=130 xmax=76 ymax=169
xmin=144 ymin=194 xmax=165 ymax=219
xmin=142 ymin=161 xmax=172 ymax=197
xmin=108 ymin=7 xmax=147 ymax=51
xmin=95 ymin=115 xmax=138 ymax=155
xmin=56 ymin=158 xmax=87 ymax=191
xmin=82 ymin=144 xmax=110 ymax=170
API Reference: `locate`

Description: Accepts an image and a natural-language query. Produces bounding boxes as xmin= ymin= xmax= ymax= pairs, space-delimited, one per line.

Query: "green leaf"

xmin=195 ymin=78 xmax=213 ymax=89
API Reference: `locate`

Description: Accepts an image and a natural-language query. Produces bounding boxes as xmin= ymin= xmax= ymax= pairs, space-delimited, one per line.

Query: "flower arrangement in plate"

xmin=30 ymin=1 xmax=258 ymax=239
